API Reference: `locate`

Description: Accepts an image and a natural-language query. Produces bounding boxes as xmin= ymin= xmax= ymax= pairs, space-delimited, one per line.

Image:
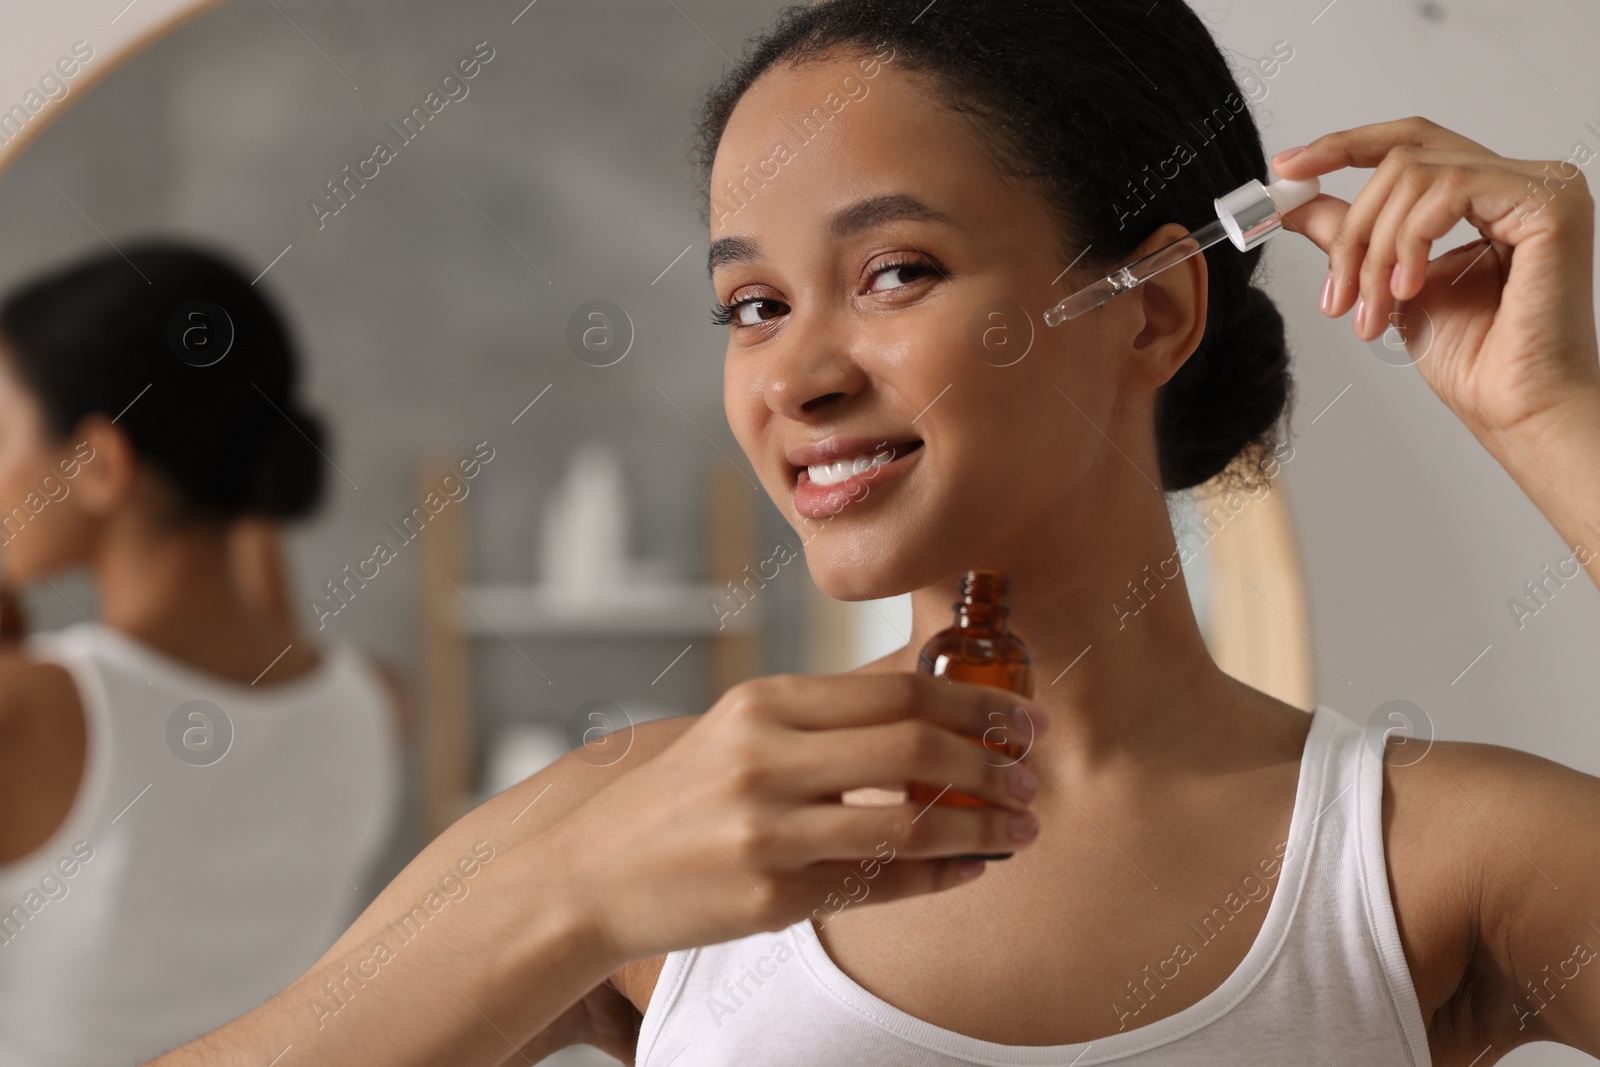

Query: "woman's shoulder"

xmin=0 ymin=647 xmax=87 ymax=862
xmin=1381 ymin=736 xmax=1600 ymax=1055
xmin=1382 ymin=735 xmax=1599 ymax=880
xmin=0 ymin=646 xmax=80 ymax=730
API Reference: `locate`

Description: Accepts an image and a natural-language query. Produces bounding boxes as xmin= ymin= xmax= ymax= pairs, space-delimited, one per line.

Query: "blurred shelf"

xmin=419 ymin=460 xmax=765 ymax=837
xmin=454 ymin=582 xmax=759 ymax=636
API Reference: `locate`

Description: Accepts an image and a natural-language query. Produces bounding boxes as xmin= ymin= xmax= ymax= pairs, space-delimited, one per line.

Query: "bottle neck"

xmin=954 ymin=603 xmax=1009 ymax=631
xmin=952 ymin=570 xmax=1011 ymax=631
xmin=947 ymin=572 xmax=1011 ymax=630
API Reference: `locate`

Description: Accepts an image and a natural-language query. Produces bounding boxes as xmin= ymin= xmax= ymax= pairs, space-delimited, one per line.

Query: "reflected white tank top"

xmin=0 ymin=623 xmax=402 ymax=1067
xmin=636 ymin=704 xmax=1434 ymax=1066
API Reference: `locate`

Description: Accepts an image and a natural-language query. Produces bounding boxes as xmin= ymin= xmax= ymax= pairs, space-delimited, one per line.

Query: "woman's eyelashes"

xmin=710 ymin=255 xmax=943 ymax=330
xmin=709 ymin=295 xmax=786 ymax=328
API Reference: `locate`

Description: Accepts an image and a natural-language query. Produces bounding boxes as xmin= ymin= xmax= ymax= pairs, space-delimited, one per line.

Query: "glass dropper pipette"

xmin=1043 ymin=175 xmax=1320 ymax=327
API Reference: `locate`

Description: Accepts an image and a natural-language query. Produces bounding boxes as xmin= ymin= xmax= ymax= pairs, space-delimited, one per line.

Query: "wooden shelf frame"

xmin=418 ymin=461 xmax=761 ymax=836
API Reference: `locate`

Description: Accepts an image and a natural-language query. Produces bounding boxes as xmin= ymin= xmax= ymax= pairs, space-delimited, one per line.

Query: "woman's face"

xmin=0 ymin=344 xmax=99 ymax=582
xmin=710 ymin=54 xmax=1141 ymax=600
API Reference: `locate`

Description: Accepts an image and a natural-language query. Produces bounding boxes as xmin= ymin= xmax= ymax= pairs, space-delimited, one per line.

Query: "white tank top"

xmin=636 ymin=704 xmax=1434 ymax=1066
xmin=0 ymin=623 xmax=402 ymax=1067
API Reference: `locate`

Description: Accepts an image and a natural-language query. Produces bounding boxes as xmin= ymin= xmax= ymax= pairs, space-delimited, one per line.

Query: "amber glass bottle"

xmin=909 ymin=569 xmax=1034 ymax=860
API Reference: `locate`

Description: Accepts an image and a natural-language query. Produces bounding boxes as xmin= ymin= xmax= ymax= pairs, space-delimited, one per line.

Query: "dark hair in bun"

xmin=691 ymin=0 xmax=1294 ymax=492
xmin=0 ymin=240 xmax=327 ymax=521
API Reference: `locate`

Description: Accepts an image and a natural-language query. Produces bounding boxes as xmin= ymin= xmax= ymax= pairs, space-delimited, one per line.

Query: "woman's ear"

xmin=68 ymin=414 xmax=138 ymax=516
xmin=1124 ymin=221 xmax=1209 ymax=390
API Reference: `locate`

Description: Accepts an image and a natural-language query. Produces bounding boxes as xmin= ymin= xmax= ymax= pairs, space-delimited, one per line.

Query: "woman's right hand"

xmin=537 ymin=671 xmax=1050 ymax=966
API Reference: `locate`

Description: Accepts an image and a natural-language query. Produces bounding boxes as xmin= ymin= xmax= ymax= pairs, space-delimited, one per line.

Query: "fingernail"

xmin=1272 ymin=145 xmax=1307 ymax=165
xmin=1318 ymin=270 xmax=1337 ymax=315
xmin=1012 ymin=703 xmax=1049 ymax=736
xmin=1353 ymin=295 xmax=1368 ymax=336
xmin=1009 ymin=765 xmax=1038 ymax=802
xmin=1389 ymin=262 xmax=1404 ymax=298
xmin=954 ymin=859 xmax=986 ymax=881
xmin=1009 ymin=811 xmax=1040 ymax=841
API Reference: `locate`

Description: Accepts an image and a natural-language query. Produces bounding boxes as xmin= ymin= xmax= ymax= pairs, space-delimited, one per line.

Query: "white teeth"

xmin=808 ymin=447 xmax=897 ymax=487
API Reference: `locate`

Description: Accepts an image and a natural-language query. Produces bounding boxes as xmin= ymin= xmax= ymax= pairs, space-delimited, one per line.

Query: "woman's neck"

xmin=902 ymin=462 xmax=1244 ymax=772
xmin=89 ymin=512 xmax=299 ymax=680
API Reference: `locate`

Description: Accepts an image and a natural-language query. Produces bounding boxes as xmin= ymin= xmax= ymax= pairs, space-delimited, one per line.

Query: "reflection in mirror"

xmin=0 ymin=4 xmax=788 ymax=1065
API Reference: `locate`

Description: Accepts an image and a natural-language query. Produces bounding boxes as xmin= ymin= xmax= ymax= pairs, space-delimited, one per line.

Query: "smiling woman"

xmin=650 ymin=6 xmax=1349 ymax=1060
xmin=700 ymin=10 xmax=1292 ymax=606
xmin=5 ymin=1 xmax=1597 ymax=1065
xmin=620 ymin=1 xmax=1600 ymax=1063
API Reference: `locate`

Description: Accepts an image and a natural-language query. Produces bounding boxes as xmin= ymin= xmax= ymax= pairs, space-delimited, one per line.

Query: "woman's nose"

xmin=762 ymin=336 xmax=868 ymax=421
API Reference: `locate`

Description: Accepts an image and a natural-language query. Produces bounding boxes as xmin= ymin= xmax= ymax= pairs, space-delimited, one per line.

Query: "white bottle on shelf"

xmin=540 ymin=442 xmax=629 ymax=606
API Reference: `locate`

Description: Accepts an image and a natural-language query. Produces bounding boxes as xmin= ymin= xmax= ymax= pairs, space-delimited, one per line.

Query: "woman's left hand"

xmin=1271 ymin=116 xmax=1599 ymax=439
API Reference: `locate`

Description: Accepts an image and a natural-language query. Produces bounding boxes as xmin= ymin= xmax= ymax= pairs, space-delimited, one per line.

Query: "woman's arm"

xmin=1275 ymin=117 xmax=1600 ymax=588
xmin=0 ymin=655 xmax=85 ymax=863
xmin=1385 ymin=739 xmax=1600 ymax=1059
xmin=146 ymin=672 xmax=1050 ymax=1065
xmin=1467 ymin=383 xmax=1600 ymax=591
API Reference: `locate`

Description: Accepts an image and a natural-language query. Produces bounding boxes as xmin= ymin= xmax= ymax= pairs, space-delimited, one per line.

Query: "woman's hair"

xmin=690 ymin=0 xmax=1293 ymax=492
xmin=0 ymin=240 xmax=326 ymax=520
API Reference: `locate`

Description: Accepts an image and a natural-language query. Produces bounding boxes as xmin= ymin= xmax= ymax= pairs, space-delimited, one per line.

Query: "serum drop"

xmin=909 ymin=569 xmax=1035 ymax=860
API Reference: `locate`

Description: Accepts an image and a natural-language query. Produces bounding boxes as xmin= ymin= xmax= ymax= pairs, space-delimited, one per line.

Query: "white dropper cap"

xmin=1265 ymin=176 xmax=1320 ymax=216
xmin=1215 ymin=175 xmax=1321 ymax=251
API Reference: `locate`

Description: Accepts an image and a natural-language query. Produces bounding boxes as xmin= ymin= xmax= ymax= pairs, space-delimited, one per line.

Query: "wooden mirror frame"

xmin=0 ymin=3 xmax=228 ymax=180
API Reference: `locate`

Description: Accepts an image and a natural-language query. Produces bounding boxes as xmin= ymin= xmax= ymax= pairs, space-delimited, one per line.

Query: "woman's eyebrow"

xmin=706 ymin=193 xmax=956 ymax=276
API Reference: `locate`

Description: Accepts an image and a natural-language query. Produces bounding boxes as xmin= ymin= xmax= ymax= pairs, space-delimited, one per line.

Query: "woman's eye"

xmin=733 ymin=297 xmax=787 ymax=326
xmin=867 ymin=259 xmax=936 ymax=293
xmin=714 ymin=260 xmax=937 ymax=329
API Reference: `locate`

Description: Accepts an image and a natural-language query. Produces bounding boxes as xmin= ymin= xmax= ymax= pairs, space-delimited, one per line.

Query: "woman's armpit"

xmin=610 ymin=954 xmax=669 ymax=1016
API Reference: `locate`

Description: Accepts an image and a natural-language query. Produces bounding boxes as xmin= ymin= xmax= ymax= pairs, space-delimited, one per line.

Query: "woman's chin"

xmin=804 ymin=552 xmax=932 ymax=603
xmin=794 ymin=502 xmax=989 ymax=603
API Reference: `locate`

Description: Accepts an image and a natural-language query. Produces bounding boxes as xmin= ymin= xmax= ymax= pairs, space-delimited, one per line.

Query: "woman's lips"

xmin=792 ymin=440 xmax=924 ymax=519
